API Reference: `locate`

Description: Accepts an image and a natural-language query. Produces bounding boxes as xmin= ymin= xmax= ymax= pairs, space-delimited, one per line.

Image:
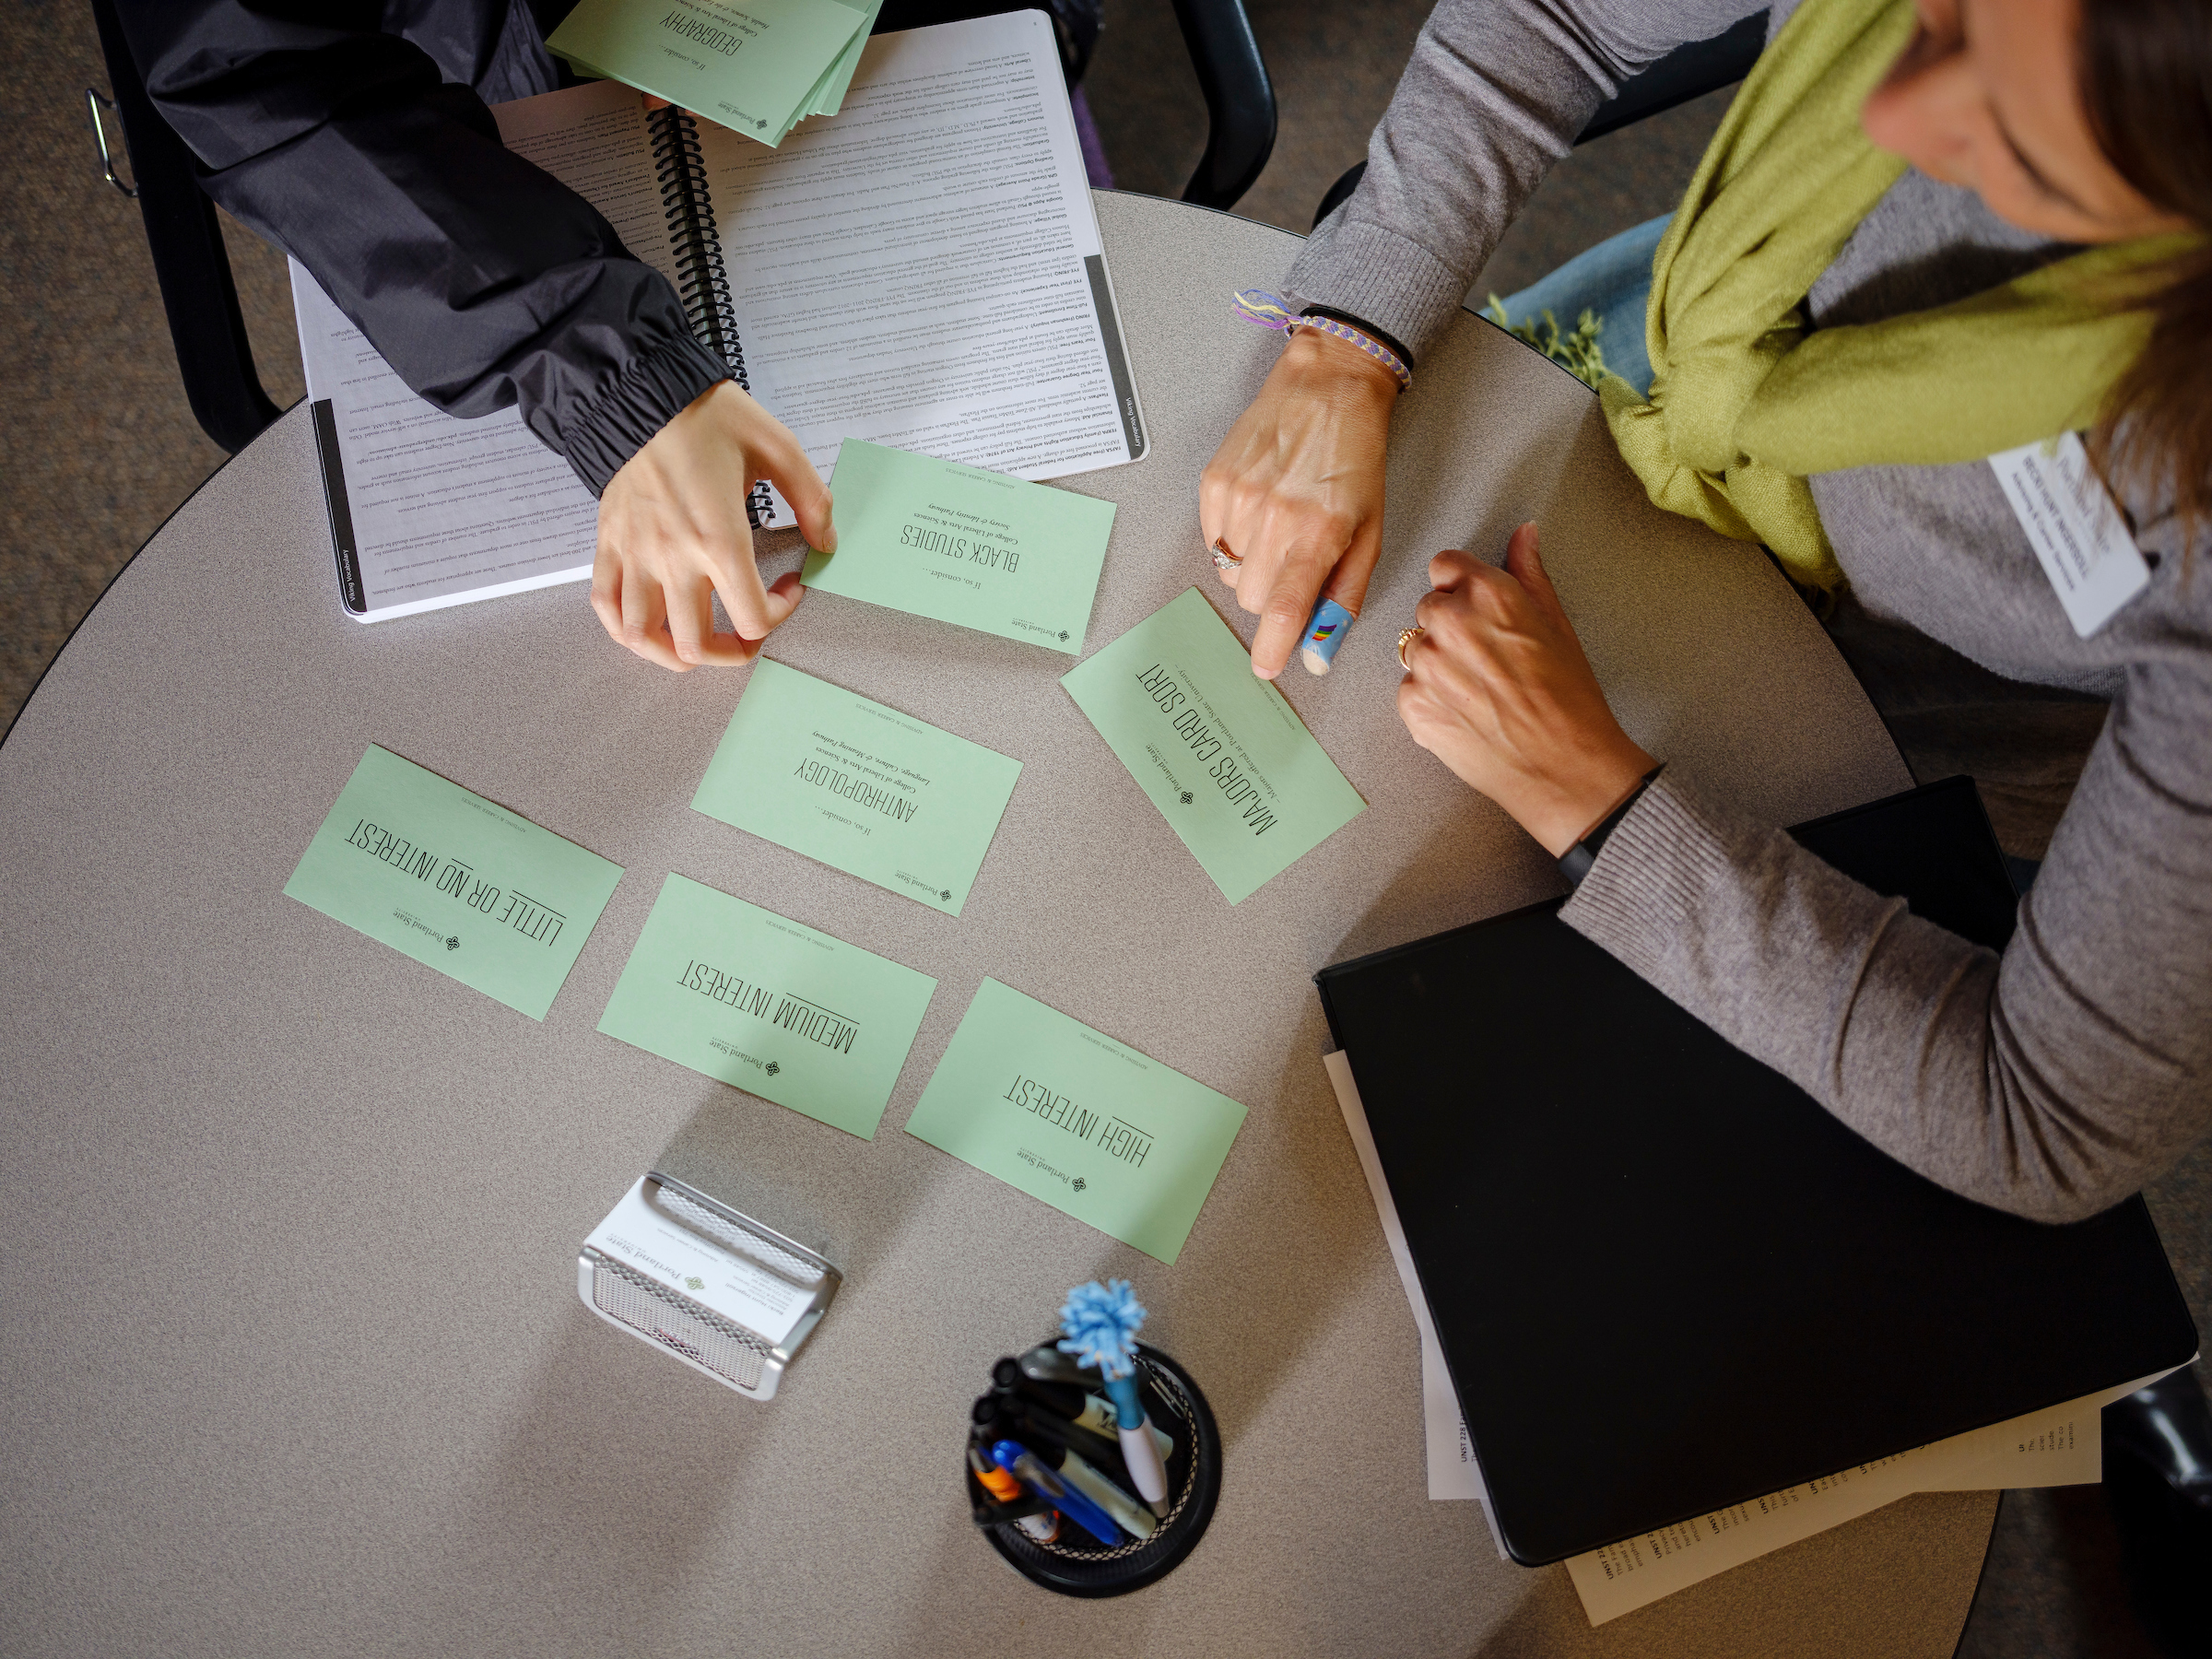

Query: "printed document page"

xmin=697 ymin=11 xmax=1146 ymax=524
xmin=293 ymin=265 xmax=601 ymax=621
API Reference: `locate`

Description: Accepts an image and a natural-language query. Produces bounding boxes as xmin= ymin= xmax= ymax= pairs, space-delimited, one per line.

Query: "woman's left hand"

xmin=1396 ymin=522 xmax=1657 ymax=856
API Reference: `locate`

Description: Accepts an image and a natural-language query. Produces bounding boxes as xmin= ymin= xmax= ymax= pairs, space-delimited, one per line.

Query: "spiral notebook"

xmin=294 ymin=12 xmax=1145 ymax=623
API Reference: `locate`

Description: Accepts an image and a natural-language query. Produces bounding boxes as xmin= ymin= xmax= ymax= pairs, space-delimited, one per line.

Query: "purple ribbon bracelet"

xmin=1230 ymin=290 xmax=1412 ymax=393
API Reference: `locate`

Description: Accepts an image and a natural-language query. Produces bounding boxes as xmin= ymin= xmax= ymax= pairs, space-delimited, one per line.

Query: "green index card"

xmin=903 ymin=978 xmax=1248 ymax=1265
xmin=693 ymin=660 xmax=1021 ymax=916
xmin=596 ymin=873 xmax=937 ymax=1138
xmin=801 ymin=440 xmax=1115 ymax=655
xmin=547 ymin=0 xmax=865 ymax=147
xmin=1061 ymin=587 xmax=1367 ymax=904
xmin=283 ymin=745 xmax=624 ymax=1020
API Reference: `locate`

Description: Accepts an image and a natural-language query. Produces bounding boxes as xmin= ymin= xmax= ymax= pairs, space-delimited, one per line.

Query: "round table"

xmin=0 ymin=193 xmax=1994 ymax=1658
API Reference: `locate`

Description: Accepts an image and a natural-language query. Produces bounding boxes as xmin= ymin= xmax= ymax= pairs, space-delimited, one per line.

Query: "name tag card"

xmin=903 ymin=977 xmax=1248 ymax=1264
xmin=596 ymin=874 xmax=937 ymax=1139
xmin=1989 ymin=431 xmax=2150 ymax=638
xmin=284 ymin=746 xmax=623 ymax=1020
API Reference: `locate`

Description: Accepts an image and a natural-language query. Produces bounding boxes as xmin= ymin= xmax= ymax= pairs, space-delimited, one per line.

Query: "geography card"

xmin=1060 ymin=587 xmax=1367 ymax=903
xmin=547 ymin=0 xmax=867 ymax=146
xmin=596 ymin=873 xmax=937 ymax=1138
xmin=283 ymin=745 xmax=624 ymax=1020
xmin=801 ymin=440 xmax=1115 ymax=654
xmin=902 ymin=978 xmax=1248 ymax=1265
xmin=693 ymin=660 xmax=1020 ymax=916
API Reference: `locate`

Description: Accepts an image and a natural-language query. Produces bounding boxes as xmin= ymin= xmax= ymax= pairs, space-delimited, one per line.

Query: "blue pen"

xmin=1299 ymin=598 xmax=1356 ymax=675
xmin=993 ymin=1440 xmax=1124 ymax=1547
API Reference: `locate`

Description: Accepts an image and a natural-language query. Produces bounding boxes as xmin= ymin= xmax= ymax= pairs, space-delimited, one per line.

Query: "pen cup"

xmin=963 ymin=1342 xmax=1221 ymax=1597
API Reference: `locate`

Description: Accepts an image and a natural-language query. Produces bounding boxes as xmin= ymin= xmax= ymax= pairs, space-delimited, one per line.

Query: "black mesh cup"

xmin=964 ymin=1342 xmax=1222 ymax=1597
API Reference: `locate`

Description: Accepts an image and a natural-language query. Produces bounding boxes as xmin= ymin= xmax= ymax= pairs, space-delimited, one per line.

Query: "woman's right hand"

xmin=1199 ymin=326 xmax=1400 ymax=678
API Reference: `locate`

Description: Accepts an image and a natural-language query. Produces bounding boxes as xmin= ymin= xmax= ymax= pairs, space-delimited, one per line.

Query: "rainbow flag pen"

xmin=1300 ymin=598 xmax=1356 ymax=676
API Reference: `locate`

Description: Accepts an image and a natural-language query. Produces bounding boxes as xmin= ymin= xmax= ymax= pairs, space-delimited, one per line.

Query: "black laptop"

xmin=1314 ymin=777 xmax=2197 ymax=1565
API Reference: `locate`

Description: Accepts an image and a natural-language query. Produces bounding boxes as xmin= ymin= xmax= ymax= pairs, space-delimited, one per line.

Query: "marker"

xmin=1019 ymin=1345 xmax=1098 ymax=1387
xmin=993 ymin=1441 xmax=1123 ymax=1547
xmin=992 ymin=1358 xmax=1087 ymax=1418
xmin=1075 ymin=1392 xmax=1174 ymax=1462
xmin=1299 ymin=597 xmax=1356 ymax=676
xmin=1030 ymin=1440 xmax=1158 ymax=1539
xmin=975 ymin=1397 xmax=1131 ymax=1489
xmin=970 ymin=1444 xmax=1058 ymax=1542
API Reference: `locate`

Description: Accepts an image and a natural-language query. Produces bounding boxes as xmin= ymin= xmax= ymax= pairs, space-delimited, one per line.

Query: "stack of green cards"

xmin=904 ymin=979 xmax=1248 ymax=1265
xmin=693 ymin=660 xmax=1021 ymax=916
xmin=1062 ymin=587 xmax=1368 ymax=903
xmin=802 ymin=440 xmax=1116 ymax=654
xmin=548 ymin=0 xmax=880 ymax=146
xmin=597 ymin=873 xmax=936 ymax=1138
xmin=283 ymin=746 xmax=624 ymax=1020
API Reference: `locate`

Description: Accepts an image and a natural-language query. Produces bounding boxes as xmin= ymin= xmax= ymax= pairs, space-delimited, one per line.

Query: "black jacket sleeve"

xmin=115 ymin=0 xmax=728 ymax=494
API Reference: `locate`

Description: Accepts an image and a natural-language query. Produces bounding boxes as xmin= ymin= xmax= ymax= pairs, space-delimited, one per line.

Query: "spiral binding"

xmin=648 ymin=103 xmax=774 ymax=526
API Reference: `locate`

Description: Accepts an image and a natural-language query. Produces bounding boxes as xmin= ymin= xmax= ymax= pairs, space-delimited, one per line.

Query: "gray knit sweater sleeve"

xmin=1285 ymin=0 xmax=1769 ymax=362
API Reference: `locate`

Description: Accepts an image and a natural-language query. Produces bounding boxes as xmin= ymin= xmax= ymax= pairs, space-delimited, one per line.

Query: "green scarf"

xmin=1600 ymin=0 xmax=2195 ymax=590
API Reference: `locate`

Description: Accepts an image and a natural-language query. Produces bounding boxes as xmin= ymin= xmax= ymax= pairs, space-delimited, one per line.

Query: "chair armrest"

xmin=1171 ymin=0 xmax=1277 ymax=211
xmin=1576 ymin=10 xmax=1765 ymax=145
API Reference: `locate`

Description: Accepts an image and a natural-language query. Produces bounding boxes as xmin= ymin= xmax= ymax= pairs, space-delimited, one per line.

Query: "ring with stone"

xmin=1396 ymin=626 xmax=1424 ymax=670
xmin=1210 ymin=537 xmax=1242 ymax=573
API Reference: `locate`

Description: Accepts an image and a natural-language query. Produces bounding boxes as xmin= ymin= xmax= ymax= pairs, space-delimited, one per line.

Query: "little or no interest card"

xmin=903 ymin=978 xmax=1248 ymax=1265
xmin=801 ymin=440 xmax=1114 ymax=654
xmin=693 ymin=660 xmax=1020 ymax=916
xmin=1061 ymin=587 xmax=1367 ymax=903
xmin=283 ymin=746 xmax=623 ymax=1020
xmin=596 ymin=873 xmax=936 ymax=1138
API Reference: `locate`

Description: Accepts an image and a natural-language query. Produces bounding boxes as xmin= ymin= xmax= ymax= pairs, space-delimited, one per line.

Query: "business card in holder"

xmin=576 ymin=1171 xmax=841 ymax=1401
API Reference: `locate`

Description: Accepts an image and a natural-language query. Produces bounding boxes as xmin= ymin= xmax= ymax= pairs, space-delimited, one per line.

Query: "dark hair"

xmin=2079 ymin=0 xmax=2212 ymax=544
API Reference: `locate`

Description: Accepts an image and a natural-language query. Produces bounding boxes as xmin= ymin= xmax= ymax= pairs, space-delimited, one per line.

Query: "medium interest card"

xmin=283 ymin=745 xmax=623 ymax=1020
xmin=902 ymin=978 xmax=1248 ymax=1265
xmin=801 ymin=440 xmax=1115 ymax=654
xmin=596 ymin=873 xmax=936 ymax=1139
xmin=693 ymin=660 xmax=1020 ymax=916
xmin=1061 ymin=587 xmax=1367 ymax=903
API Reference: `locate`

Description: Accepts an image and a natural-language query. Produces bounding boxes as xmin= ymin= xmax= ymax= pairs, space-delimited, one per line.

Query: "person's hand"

xmin=592 ymin=380 xmax=835 ymax=671
xmin=1199 ymin=326 xmax=1398 ymax=678
xmin=1396 ymin=523 xmax=1656 ymax=855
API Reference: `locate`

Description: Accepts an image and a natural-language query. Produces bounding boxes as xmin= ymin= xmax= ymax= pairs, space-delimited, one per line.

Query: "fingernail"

xmin=1298 ymin=598 xmax=1354 ymax=676
xmin=1254 ymin=663 xmax=1278 ymax=680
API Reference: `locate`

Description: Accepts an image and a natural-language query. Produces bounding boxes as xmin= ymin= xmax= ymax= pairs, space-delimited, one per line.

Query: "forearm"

xmin=1287 ymin=0 xmax=1768 ymax=364
xmin=118 ymin=0 xmax=725 ymax=493
xmin=1561 ymin=766 xmax=2212 ymax=1223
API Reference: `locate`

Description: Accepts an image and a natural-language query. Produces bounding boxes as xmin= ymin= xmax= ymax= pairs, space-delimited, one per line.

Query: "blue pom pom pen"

xmin=1057 ymin=1279 xmax=1171 ymax=1505
xmin=1299 ymin=598 xmax=1356 ymax=676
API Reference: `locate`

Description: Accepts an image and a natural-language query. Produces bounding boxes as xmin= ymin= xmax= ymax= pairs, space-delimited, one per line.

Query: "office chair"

xmin=1311 ymin=11 xmax=1767 ymax=229
xmin=81 ymin=0 xmax=1277 ymax=456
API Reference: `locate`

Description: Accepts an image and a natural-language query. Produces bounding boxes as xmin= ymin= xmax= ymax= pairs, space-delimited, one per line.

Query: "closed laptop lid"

xmin=1315 ymin=778 xmax=2197 ymax=1565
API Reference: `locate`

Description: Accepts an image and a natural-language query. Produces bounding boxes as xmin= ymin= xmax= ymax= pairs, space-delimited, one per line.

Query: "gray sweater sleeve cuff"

xmin=1286 ymin=217 xmax=1475 ymax=368
xmin=1557 ymin=775 xmax=1739 ymax=971
xmin=552 ymin=330 xmax=731 ymax=497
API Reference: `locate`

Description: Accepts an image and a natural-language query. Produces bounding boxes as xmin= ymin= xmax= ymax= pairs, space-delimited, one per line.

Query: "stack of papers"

xmin=549 ymin=0 xmax=887 ymax=146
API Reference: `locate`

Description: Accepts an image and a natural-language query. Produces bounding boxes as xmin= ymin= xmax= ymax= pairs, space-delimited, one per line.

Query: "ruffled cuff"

xmin=557 ymin=329 xmax=731 ymax=496
xmin=1286 ymin=215 xmax=1472 ymax=370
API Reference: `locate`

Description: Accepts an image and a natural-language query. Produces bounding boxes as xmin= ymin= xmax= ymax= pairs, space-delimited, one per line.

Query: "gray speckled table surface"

xmin=0 ymin=192 xmax=1992 ymax=1657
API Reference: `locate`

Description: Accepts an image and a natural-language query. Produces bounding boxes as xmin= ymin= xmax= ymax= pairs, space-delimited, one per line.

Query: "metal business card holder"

xmin=576 ymin=1171 xmax=841 ymax=1401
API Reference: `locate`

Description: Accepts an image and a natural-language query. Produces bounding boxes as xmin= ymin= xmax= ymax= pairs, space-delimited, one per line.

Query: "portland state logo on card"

xmin=685 ymin=1276 xmax=704 ymax=1292
xmin=445 ymin=935 xmax=460 ymax=951
xmin=764 ymin=1061 xmax=782 ymax=1077
xmin=1072 ymin=1177 xmax=1087 ymax=1192
xmin=940 ymin=888 xmax=953 ymax=902
xmin=1179 ymin=792 xmax=1194 ymax=805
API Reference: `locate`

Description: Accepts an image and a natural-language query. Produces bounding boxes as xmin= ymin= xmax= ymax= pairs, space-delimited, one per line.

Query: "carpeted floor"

xmin=4 ymin=4 xmax=2205 ymax=1654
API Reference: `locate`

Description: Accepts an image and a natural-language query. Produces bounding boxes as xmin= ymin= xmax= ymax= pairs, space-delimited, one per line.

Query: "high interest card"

xmin=596 ymin=873 xmax=937 ymax=1139
xmin=801 ymin=440 xmax=1115 ymax=654
xmin=1060 ymin=587 xmax=1367 ymax=903
xmin=283 ymin=745 xmax=623 ymax=1020
xmin=902 ymin=978 xmax=1248 ymax=1265
xmin=693 ymin=660 xmax=1021 ymax=916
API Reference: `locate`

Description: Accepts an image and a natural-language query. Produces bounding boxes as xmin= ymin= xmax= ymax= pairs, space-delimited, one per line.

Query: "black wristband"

xmin=1299 ymin=306 xmax=1415 ymax=372
xmin=1559 ymin=765 xmax=1665 ymax=888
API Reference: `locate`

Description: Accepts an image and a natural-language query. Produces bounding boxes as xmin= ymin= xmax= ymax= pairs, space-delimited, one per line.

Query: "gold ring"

xmin=1210 ymin=537 xmax=1242 ymax=573
xmin=1396 ymin=626 xmax=1424 ymax=670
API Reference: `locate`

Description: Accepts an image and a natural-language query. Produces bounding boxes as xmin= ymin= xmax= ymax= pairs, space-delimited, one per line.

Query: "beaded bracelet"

xmin=1230 ymin=289 xmax=1413 ymax=393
